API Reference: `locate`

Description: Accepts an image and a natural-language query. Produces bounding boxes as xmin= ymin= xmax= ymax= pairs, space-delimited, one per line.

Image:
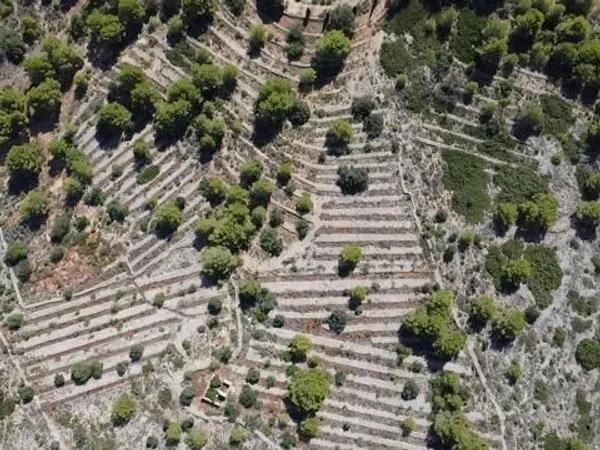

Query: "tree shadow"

xmin=252 ymin=121 xmax=281 ymax=146
xmin=572 ymin=217 xmax=598 ymax=241
xmin=581 ymin=85 xmax=598 ymax=107
xmin=29 ymin=115 xmax=59 ymax=135
xmin=154 ymin=227 xmax=177 ymax=241
xmin=21 ymin=214 xmax=47 ymax=231
xmin=59 ymin=0 xmax=77 ymax=11
xmin=514 ymin=226 xmax=545 ymax=244
xmin=397 ymin=334 xmax=448 ymax=372
xmin=283 ymin=397 xmax=306 ymax=424
xmin=489 ymin=332 xmax=516 ymax=350
xmin=87 ymin=45 xmax=119 ymax=70
xmin=95 ymin=130 xmax=124 ymax=150
xmin=7 ymin=174 xmax=39 ymax=196
xmin=559 ymin=76 xmax=581 ymax=100
xmin=256 ymin=0 xmax=283 ymax=23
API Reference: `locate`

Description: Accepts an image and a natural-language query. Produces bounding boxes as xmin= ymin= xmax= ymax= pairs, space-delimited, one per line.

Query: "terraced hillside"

xmin=6 ymin=0 xmax=599 ymax=449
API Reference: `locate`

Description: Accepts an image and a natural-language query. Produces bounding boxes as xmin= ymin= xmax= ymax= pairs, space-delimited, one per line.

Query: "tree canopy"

xmin=288 ymin=368 xmax=331 ymax=416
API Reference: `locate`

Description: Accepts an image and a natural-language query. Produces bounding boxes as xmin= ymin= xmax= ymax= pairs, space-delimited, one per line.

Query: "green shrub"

xmin=111 ymin=393 xmax=136 ymax=426
xmin=338 ymin=245 xmax=362 ymax=274
xmin=18 ymin=386 xmax=34 ymax=404
xmin=495 ymin=202 xmax=518 ymax=231
xmin=49 ymin=246 xmax=64 ymax=263
xmin=254 ymin=79 xmax=296 ymax=130
xmin=97 ymin=102 xmax=132 ymax=138
xmin=327 ymin=310 xmax=348 ymax=334
xmin=201 ymin=246 xmax=240 ymax=280
xmin=575 ymin=338 xmax=600 ymax=370
xmin=238 ymin=384 xmax=257 ymax=408
xmin=501 ymin=259 xmax=532 ymax=290
xmin=363 ymin=113 xmax=384 ymax=138
xmin=492 ymin=308 xmax=527 ymax=341
xmin=450 ymin=8 xmax=487 ymax=63
xmin=136 ymin=164 xmax=160 ymax=185
xmin=185 ymin=428 xmax=208 ymax=450
xmin=71 ymin=361 xmax=96 ymax=385
xmin=106 ymin=199 xmax=129 ymax=222
xmin=245 ymin=367 xmax=260 ymax=385
xmin=129 ymin=344 xmax=144 ymax=362
xmin=523 ymin=245 xmax=563 ymax=308
xmin=326 ymin=119 xmax=353 ymax=154
xmin=288 ymin=335 xmax=312 ymax=362
xmin=54 ymin=373 xmax=65 ymax=388
xmin=442 ymin=152 xmax=490 ymax=223
xmin=540 ymin=93 xmax=574 ymax=138
xmin=299 ymin=68 xmax=316 ymax=87
xmin=50 ymin=213 xmax=71 ymax=243
xmin=312 ymin=30 xmax=351 ymax=76
xmin=400 ymin=417 xmax=416 ymax=436
xmin=552 ymin=327 xmax=566 ymax=348
xmin=5 ymin=313 xmax=23 ymax=330
xmin=432 ymin=411 xmax=489 ymax=450
xmin=349 ymin=285 xmax=368 ymax=310
xmin=575 ymin=201 xmax=600 ymax=228
xmin=299 ymin=417 xmax=320 ymax=441
xmin=285 ymin=25 xmax=305 ymax=61
xmin=351 ymin=96 xmax=375 ymax=120
xmin=337 ymin=165 xmax=368 ymax=195
xmin=249 ymin=24 xmax=268 ymax=53
xmin=5 ymin=242 xmax=27 ymax=266
xmin=401 ymin=290 xmax=466 ymax=359
xmin=266 ymin=207 xmax=283 ymax=227
xmin=260 ymin=227 xmax=283 ymax=256
xmin=296 ymin=219 xmax=309 ymax=239
xmin=288 ymin=368 xmax=331 ymax=415
xmin=505 ymin=362 xmax=523 ymax=384
xmin=470 ymin=296 xmax=496 ymax=324
xmin=154 ymin=201 xmax=183 ymax=235
xmin=6 ymin=142 xmax=44 ymax=179
xmin=494 ymin=166 xmax=547 ymax=204
xmin=229 ymin=424 xmax=249 ymax=445
xmin=295 ymin=193 xmax=313 ymax=215
xmin=277 ymin=161 xmax=293 ymax=186
xmin=239 ymin=160 xmax=262 ymax=187
xmin=179 ymin=386 xmax=195 ymax=406
xmin=380 ymin=39 xmax=413 ymax=77
xmin=517 ymin=193 xmax=559 ymax=233
xmin=164 ymin=421 xmax=182 ymax=446
xmin=250 ymin=179 xmax=274 ymax=206
xmin=402 ymin=379 xmax=419 ymax=400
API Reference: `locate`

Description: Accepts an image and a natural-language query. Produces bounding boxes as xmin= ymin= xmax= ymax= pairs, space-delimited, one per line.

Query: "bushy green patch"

xmin=485 ymin=239 xmax=523 ymax=291
xmin=540 ymin=94 xmax=574 ymax=138
xmin=476 ymin=140 xmax=517 ymax=163
xmin=136 ymin=165 xmax=160 ymax=184
xmin=404 ymin=79 xmax=430 ymax=113
xmin=400 ymin=290 xmax=467 ymax=359
xmin=450 ymin=8 xmax=487 ymax=64
xmin=384 ymin=0 xmax=441 ymax=68
xmin=380 ymin=40 xmax=413 ymax=77
xmin=575 ymin=339 xmax=600 ymax=371
xmin=494 ymin=166 xmax=547 ymax=204
xmin=486 ymin=241 xmax=562 ymax=308
xmin=442 ymin=151 xmax=490 ymax=223
xmin=543 ymin=433 xmax=589 ymax=450
xmin=523 ymin=245 xmax=563 ymax=309
xmin=385 ymin=0 xmax=428 ymax=37
xmin=569 ymin=291 xmax=598 ymax=317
